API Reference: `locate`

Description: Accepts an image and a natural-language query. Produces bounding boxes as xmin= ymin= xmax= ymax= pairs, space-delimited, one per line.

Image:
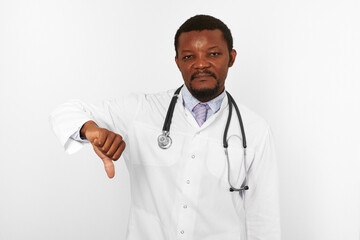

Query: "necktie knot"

xmin=192 ymin=103 xmax=210 ymax=126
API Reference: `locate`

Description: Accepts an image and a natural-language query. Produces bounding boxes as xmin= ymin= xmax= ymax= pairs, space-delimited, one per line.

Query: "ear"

xmin=175 ymin=56 xmax=180 ymax=69
xmin=228 ymin=49 xmax=237 ymax=67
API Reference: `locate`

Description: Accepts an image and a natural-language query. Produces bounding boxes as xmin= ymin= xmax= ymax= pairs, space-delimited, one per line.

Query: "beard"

xmin=188 ymin=81 xmax=220 ymax=102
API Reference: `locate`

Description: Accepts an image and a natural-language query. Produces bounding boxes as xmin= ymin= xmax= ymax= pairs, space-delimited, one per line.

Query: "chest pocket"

xmin=206 ymin=136 xmax=255 ymax=186
xmin=129 ymin=121 xmax=185 ymax=166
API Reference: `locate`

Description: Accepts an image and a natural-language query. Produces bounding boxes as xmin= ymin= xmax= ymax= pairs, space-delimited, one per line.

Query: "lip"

xmin=192 ymin=74 xmax=214 ymax=80
xmin=194 ymin=74 xmax=212 ymax=78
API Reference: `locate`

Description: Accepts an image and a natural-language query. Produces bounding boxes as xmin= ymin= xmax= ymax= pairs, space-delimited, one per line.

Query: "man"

xmin=50 ymin=15 xmax=281 ymax=240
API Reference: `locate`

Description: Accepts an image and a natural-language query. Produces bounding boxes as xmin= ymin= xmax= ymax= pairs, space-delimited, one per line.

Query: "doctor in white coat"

xmin=50 ymin=15 xmax=281 ymax=240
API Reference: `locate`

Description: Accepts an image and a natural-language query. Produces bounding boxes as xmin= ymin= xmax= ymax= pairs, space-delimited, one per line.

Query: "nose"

xmin=193 ymin=55 xmax=210 ymax=69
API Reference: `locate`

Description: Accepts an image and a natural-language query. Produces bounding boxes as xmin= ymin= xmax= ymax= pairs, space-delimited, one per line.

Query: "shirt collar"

xmin=181 ymin=85 xmax=226 ymax=113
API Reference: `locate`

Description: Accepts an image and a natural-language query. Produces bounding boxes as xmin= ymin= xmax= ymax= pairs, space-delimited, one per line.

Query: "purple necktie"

xmin=192 ymin=103 xmax=210 ymax=126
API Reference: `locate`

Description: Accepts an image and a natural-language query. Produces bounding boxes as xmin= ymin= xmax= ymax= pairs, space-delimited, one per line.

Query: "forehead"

xmin=177 ymin=29 xmax=227 ymax=51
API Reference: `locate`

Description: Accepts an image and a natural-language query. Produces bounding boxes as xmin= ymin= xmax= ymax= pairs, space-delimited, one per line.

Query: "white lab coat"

xmin=50 ymin=89 xmax=281 ymax=240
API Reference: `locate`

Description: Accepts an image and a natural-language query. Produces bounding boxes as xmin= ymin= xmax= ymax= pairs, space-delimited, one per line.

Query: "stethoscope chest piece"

xmin=158 ymin=131 xmax=172 ymax=149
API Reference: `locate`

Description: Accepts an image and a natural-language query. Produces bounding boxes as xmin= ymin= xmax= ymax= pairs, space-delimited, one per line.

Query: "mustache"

xmin=191 ymin=70 xmax=217 ymax=81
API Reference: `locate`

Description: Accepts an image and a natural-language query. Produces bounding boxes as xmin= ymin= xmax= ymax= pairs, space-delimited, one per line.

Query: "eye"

xmin=182 ymin=55 xmax=193 ymax=60
xmin=209 ymin=52 xmax=221 ymax=57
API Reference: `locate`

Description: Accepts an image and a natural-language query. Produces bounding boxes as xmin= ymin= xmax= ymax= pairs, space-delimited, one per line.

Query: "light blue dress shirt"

xmin=181 ymin=85 xmax=226 ymax=121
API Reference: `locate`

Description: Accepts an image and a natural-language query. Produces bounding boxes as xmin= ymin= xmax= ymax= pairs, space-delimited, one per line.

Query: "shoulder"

xmin=144 ymin=89 xmax=176 ymax=101
xmin=106 ymin=89 xmax=175 ymax=109
xmin=232 ymin=101 xmax=272 ymax=150
xmin=139 ymin=89 xmax=177 ymax=108
xmin=123 ymin=89 xmax=177 ymax=117
xmin=237 ymin=103 xmax=270 ymax=133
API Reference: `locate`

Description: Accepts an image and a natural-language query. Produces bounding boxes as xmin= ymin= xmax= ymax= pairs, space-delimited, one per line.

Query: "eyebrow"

xmin=181 ymin=46 xmax=221 ymax=54
xmin=181 ymin=50 xmax=193 ymax=53
xmin=208 ymin=46 xmax=220 ymax=50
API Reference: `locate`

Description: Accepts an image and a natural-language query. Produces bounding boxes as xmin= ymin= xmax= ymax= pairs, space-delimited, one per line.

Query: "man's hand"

xmin=80 ymin=120 xmax=126 ymax=178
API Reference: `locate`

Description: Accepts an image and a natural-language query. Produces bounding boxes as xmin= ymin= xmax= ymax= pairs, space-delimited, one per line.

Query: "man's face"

xmin=175 ymin=29 xmax=236 ymax=102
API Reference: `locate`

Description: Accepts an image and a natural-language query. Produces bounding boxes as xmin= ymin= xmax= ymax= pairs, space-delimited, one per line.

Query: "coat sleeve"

xmin=49 ymin=94 xmax=142 ymax=154
xmin=245 ymin=127 xmax=281 ymax=240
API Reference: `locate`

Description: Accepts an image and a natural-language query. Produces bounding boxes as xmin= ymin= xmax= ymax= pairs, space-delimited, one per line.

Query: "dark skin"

xmin=80 ymin=121 xmax=125 ymax=178
xmin=81 ymin=29 xmax=236 ymax=178
xmin=175 ymin=29 xmax=237 ymax=102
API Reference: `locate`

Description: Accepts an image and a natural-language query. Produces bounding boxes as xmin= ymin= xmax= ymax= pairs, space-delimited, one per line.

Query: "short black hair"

xmin=174 ymin=15 xmax=233 ymax=56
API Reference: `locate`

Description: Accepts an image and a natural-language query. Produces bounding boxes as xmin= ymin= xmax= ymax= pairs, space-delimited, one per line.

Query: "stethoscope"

xmin=158 ymin=85 xmax=249 ymax=193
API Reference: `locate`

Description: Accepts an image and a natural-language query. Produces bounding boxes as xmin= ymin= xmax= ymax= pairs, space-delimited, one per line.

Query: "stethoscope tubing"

xmin=158 ymin=85 xmax=249 ymax=192
xmin=161 ymin=85 xmax=183 ymax=134
xmin=158 ymin=85 xmax=249 ymax=239
xmin=224 ymin=92 xmax=247 ymax=149
xmin=224 ymin=91 xmax=249 ymax=192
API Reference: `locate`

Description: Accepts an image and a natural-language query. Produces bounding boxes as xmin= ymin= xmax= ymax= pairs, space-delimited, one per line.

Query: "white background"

xmin=0 ymin=0 xmax=359 ymax=239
